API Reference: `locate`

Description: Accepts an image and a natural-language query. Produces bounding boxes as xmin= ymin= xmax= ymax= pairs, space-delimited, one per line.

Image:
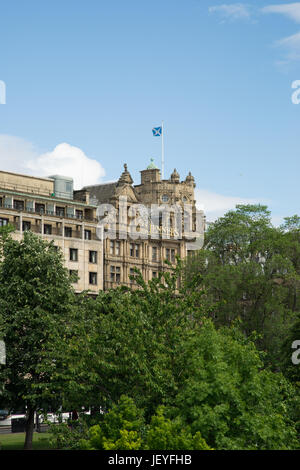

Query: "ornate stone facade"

xmin=84 ymin=162 xmax=204 ymax=290
xmin=0 ymin=164 xmax=204 ymax=293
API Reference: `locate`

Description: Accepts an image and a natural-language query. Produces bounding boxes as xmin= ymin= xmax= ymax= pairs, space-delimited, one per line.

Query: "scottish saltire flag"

xmin=152 ymin=126 xmax=162 ymax=136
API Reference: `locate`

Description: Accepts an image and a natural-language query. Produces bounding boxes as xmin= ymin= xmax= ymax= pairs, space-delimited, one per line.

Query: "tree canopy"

xmin=0 ymin=205 xmax=299 ymax=450
xmin=0 ymin=231 xmax=85 ymax=449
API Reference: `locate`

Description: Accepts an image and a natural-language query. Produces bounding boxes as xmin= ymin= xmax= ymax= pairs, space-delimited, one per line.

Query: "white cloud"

xmin=209 ymin=3 xmax=300 ymax=63
xmin=209 ymin=3 xmax=251 ymax=22
xmin=275 ymin=31 xmax=300 ymax=61
xmin=195 ymin=189 xmax=284 ymax=226
xmin=261 ymin=3 xmax=300 ymax=63
xmin=195 ymin=188 xmax=261 ymax=221
xmin=0 ymin=135 xmax=105 ymax=189
xmin=261 ymin=3 xmax=300 ymax=23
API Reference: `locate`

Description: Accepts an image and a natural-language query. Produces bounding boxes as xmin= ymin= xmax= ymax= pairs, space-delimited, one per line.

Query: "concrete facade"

xmin=0 ymin=171 xmax=103 ymax=294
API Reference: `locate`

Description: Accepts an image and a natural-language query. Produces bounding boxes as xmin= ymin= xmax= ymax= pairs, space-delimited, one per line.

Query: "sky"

xmin=0 ymin=0 xmax=299 ymax=224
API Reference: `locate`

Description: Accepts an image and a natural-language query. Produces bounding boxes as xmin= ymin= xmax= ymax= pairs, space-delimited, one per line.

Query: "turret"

xmin=170 ymin=169 xmax=180 ymax=183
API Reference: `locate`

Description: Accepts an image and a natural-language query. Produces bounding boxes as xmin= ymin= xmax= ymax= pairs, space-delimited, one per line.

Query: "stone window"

xmin=110 ymin=265 xmax=121 ymax=283
xmin=65 ymin=226 xmax=72 ymax=238
xmin=70 ymin=248 xmax=78 ymax=262
xmin=14 ymin=200 xmax=24 ymax=211
xmin=44 ymin=224 xmax=52 ymax=235
xmin=35 ymin=203 xmax=45 ymax=214
xmin=110 ymin=241 xmax=120 ymax=255
xmin=0 ymin=218 xmax=8 ymax=226
xmin=130 ymin=243 xmax=134 ymax=257
xmin=56 ymin=206 xmax=65 ymax=217
xmin=84 ymin=229 xmax=92 ymax=240
xmin=130 ymin=244 xmax=140 ymax=258
xmin=89 ymin=272 xmax=97 ymax=285
xmin=89 ymin=250 xmax=97 ymax=264
xmin=22 ymin=221 xmax=31 ymax=232
xmin=166 ymin=248 xmax=176 ymax=262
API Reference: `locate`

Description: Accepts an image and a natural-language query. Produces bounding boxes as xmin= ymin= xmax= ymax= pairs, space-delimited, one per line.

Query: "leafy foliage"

xmin=48 ymin=420 xmax=89 ymax=450
xmin=0 ymin=232 xmax=86 ymax=448
xmin=172 ymin=320 xmax=298 ymax=449
xmin=184 ymin=205 xmax=300 ymax=368
xmin=74 ymin=259 xmax=299 ymax=449
xmin=0 ymin=206 xmax=299 ymax=450
xmin=77 ymin=264 xmax=207 ymax=417
xmin=145 ymin=406 xmax=211 ymax=450
xmin=80 ymin=396 xmax=144 ymax=450
xmin=79 ymin=396 xmax=211 ymax=450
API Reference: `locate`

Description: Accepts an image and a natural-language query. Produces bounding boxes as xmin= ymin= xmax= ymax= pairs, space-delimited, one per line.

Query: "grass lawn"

xmin=0 ymin=432 xmax=52 ymax=450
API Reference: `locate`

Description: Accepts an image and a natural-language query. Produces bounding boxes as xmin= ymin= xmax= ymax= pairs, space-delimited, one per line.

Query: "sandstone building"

xmin=84 ymin=161 xmax=204 ymax=291
xmin=0 ymin=170 xmax=103 ymax=293
xmin=0 ymin=163 xmax=204 ymax=293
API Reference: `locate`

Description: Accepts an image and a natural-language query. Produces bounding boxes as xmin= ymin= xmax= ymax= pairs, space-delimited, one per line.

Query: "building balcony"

xmin=0 ymin=203 xmax=98 ymax=224
xmin=104 ymin=280 xmax=138 ymax=290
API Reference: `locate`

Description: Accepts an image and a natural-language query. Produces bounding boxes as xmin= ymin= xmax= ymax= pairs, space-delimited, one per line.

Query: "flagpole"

xmin=161 ymin=120 xmax=164 ymax=180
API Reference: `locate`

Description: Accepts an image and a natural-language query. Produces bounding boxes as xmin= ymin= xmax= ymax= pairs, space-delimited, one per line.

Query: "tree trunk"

xmin=24 ymin=407 xmax=35 ymax=450
xmin=36 ymin=411 xmax=40 ymax=433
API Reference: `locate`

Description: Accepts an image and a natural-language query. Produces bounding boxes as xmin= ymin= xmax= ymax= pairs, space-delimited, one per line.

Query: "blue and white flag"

xmin=152 ymin=126 xmax=162 ymax=137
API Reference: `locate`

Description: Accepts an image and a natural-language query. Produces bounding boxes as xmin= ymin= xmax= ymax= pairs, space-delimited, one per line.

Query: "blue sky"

xmin=0 ymin=0 xmax=299 ymax=223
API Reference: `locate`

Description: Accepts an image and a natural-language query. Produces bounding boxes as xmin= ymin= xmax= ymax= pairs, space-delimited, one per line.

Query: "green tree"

xmin=81 ymin=264 xmax=207 ymax=418
xmin=77 ymin=262 xmax=298 ymax=449
xmin=145 ymin=406 xmax=211 ymax=450
xmin=80 ymin=395 xmax=144 ymax=450
xmin=172 ymin=320 xmax=298 ymax=449
xmin=184 ymin=205 xmax=300 ymax=367
xmin=0 ymin=231 xmax=83 ymax=449
xmin=79 ymin=396 xmax=211 ymax=450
